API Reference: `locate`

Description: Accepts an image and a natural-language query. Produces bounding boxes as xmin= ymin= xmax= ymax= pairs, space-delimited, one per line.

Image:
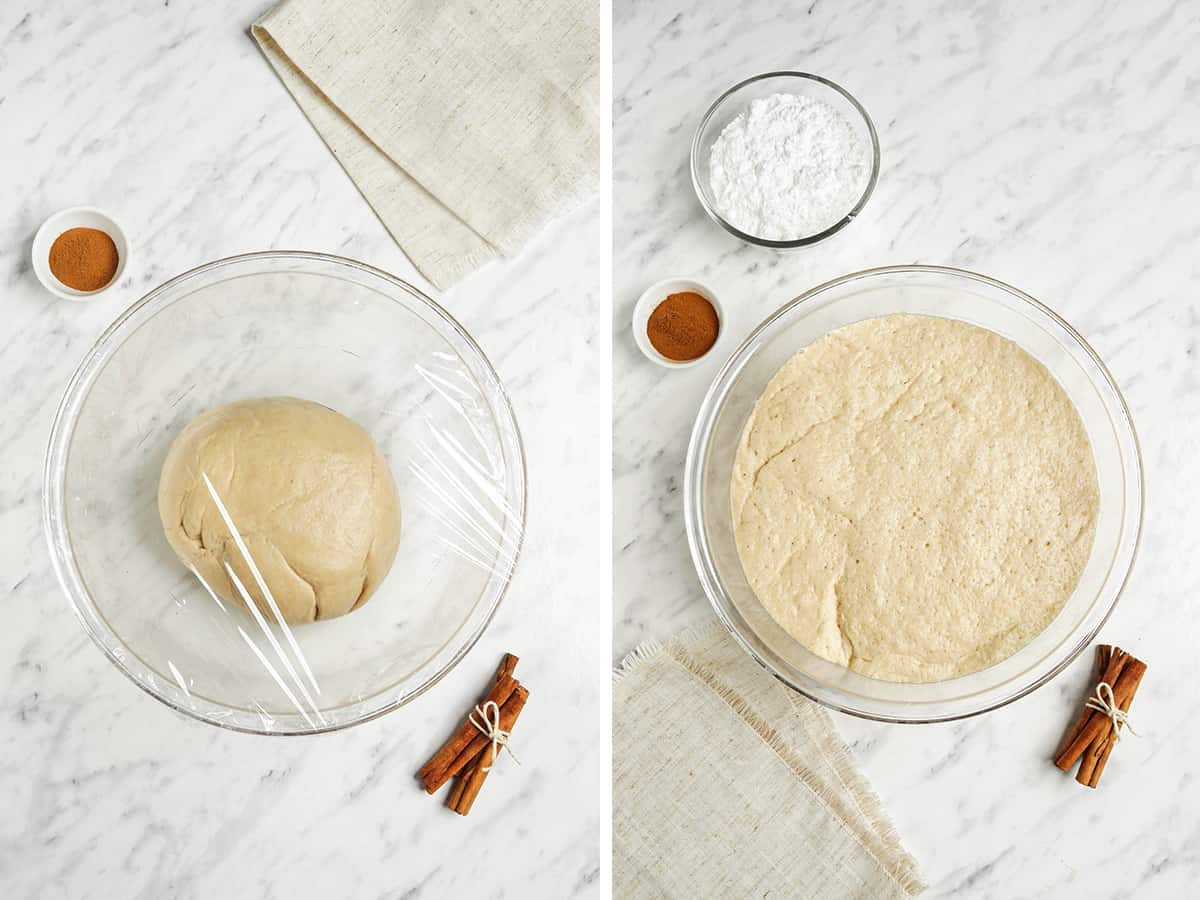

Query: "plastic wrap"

xmin=45 ymin=252 xmax=526 ymax=734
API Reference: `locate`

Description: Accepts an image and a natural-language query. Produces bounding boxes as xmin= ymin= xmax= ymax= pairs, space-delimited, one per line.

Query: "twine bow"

xmin=1084 ymin=682 xmax=1139 ymax=741
xmin=469 ymin=700 xmax=521 ymax=771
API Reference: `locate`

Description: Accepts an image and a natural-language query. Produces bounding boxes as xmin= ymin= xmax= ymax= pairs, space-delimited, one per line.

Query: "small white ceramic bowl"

xmin=32 ymin=207 xmax=129 ymax=301
xmin=632 ymin=277 xmax=724 ymax=368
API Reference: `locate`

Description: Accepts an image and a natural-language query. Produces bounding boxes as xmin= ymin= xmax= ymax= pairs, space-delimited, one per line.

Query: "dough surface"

xmin=158 ymin=397 xmax=401 ymax=625
xmin=731 ymin=315 xmax=1098 ymax=682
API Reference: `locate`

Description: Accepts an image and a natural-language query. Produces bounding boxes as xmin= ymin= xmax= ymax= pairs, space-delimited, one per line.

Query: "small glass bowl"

xmin=44 ymin=252 xmax=526 ymax=735
xmin=690 ymin=72 xmax=881 ymax=248
xmin=685 ymin=266 xmax=1143 ymax=722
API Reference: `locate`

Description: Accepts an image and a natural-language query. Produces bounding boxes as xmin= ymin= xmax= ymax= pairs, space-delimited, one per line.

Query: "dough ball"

xmin=158 ymin=397 xmax=401 ymax=625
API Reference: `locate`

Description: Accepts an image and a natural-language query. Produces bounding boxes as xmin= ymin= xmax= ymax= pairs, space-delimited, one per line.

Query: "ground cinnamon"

xmin=48 ymin=227 xmax=119 ymax=292
xmin=646 ymin=291 xmax=719 ymax=361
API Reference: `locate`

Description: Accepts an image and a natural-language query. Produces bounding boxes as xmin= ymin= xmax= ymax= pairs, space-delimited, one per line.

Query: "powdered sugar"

xmin=708 ymin=92 xmax=871 ymax=241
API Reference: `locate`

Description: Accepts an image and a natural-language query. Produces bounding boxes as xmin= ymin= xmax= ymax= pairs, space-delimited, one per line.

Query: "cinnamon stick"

xmin=449 ymin=684 xmax=530 ymax=816
xmin=1054 ymin=647 xmax=1131 ymax=771
xmin=497 ymin=653 xmax=519 ymax=681
xmin=446 ymin=751 xmax=482 ymax=810
xmin=1058 ymin=645 xmax=1110 ymax=752
xmin=418 ymin=654 xmax=519 ymax=790
xmin=449 ymin=754 xmax=488 ymax=816
xmin=426 ymin=684 xmax=529 ymax=794
xmin=1076 ymin=659 xmax=1146 ymax=788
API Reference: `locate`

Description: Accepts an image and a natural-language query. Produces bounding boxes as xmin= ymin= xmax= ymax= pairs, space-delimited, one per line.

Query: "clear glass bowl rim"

xmin=689 ymin=70 xmax=883 ymax=248
xmin=42 ymin=250 xmax=528 ymax=736
xmin=684 ymin=264 xmax=1144 ymax=723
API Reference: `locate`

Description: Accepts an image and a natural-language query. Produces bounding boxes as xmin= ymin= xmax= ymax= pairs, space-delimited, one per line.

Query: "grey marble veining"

xmin=614 ymin=0 xmax=1199 ymax=896
xmin=0 ymin=3 xmax=601 ymax=897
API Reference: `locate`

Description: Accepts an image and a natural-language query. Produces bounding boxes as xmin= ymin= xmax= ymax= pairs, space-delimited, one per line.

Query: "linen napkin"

xmin=252 ymin=0 xmax=598 ymax=288
xmin=614 ymin=621 xmax=924 ymax=899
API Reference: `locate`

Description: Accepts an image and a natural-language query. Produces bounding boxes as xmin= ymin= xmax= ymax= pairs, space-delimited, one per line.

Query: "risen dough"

xmin=732 ymin=315 xmax=1098 ymax=682
xmin=158 ymin=397 xmax=401 ymax=625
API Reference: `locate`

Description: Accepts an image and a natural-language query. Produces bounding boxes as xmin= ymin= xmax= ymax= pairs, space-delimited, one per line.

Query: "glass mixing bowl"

xmin=44 ymin=252 xmax=526 ymax=735
xmin=685 ymin=266 xmax=1142 ymax=722
xmin=690 ymin=71 xmax=881 ymax=247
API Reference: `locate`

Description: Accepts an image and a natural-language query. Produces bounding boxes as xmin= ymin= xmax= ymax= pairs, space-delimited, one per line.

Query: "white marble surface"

xmin=615 ymin=1 xmax=1199 ymax=896
xmin=0 ymin=3 xmax=602 ymax=897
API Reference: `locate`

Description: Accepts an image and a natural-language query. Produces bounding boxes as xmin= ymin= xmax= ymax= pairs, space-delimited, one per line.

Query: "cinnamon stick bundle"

xmin=418 ymin=653 xmax=518 ymax=792
xmin=427 ymin=684 xmax=529 ymax=793
xmin=418 ymin=652 xmax=530 ymax=816
xmin=1054 ymin=644 xmax=1146 ymax=788
xmin=448 ymin=685 xmax=530 ymax=816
